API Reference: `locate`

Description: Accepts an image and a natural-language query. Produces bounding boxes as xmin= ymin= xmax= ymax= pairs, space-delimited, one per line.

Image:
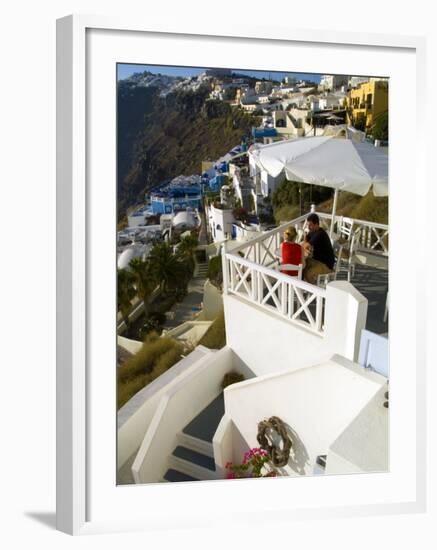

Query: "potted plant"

xmin=225 ymin=448 xmax=277 ymax=479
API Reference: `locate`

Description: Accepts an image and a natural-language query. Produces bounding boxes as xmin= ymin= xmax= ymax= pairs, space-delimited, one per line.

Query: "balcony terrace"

xmin=222 ymin=210 xmax=388 ymax=336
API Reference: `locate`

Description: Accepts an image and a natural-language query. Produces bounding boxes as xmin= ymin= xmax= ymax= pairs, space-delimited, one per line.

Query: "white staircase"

xmin=163 ymin=432 xmax=217 ymax=482
xmin=194 ymin=261 xmax=208 ymax=278
xmin=162 ymin=393 xmax=225 ymax=482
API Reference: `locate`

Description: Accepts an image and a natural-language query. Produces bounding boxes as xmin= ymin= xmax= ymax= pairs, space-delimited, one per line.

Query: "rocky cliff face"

xmin=117 ymin=72 xmax=257 ymax=219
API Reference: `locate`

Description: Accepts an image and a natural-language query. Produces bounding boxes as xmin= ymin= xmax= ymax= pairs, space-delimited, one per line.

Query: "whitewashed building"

xmin=320 ymin=74 xmax=348 ymax=91
xmin=118 ymin=205 xmax=389 ymax=485
xmin=206 ymin=204 xmax=235 ymax=242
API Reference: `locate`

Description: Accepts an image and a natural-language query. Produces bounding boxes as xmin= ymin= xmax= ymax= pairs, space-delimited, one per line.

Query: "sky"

xmin=117 ymin=63 xmax=322 ymax=83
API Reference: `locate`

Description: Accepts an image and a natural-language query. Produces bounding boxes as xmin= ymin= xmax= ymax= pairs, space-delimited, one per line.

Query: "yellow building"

xmin=346 ymin=80 xmax=388 ymax=133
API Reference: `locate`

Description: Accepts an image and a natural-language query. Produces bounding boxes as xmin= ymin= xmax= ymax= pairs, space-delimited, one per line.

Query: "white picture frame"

xmin=56 ymin=14 xmax=427 ymax=535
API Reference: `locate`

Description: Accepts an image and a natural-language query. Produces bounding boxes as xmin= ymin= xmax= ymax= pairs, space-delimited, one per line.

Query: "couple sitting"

xmin=280 ymin=213 xmax=335 ymax=284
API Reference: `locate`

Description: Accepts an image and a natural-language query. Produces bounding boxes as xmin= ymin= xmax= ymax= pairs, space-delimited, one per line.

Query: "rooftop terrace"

xmin=222 ymin=211 xmax=388 ymax=336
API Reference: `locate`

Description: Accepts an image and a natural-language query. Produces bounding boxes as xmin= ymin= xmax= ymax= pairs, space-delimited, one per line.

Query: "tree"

xmin=207 ymin=255 xmax=223 ymax=288
xmin=272 ymin=179 xmax=332 ymax=214
xmin=117 ymin=268 xmax=136 ymax=329
xmin=224 ymin=87 xmax=237 ymax=101
xmin=148 ymin=242 xmax=186 ymax=293
xmin=129 ymin=257 xmax=158 ymax=317
xmin=272 ymin=179 xmax=300 ymax=209
xmin=247 ymin=193 xmax=255 ymax=213
xmin=177 ymin=234 xmax=199 ymax=273
xmin=353 ymin=112 xmax=366 ymax=132
xmin=233 ymin=207 xmax=249 ymax=223
xmin=372 ymin=111 xmax=388 ymax=141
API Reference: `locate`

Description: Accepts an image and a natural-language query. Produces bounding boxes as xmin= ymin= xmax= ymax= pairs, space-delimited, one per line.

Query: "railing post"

xmin=221 ymin=241 xmax=229 ymax=295
xmin=288 ymin=283 xmax=295 ymax=318
xmin=230 ymin=255 xmax=235 ymax=291
xmin=281 ymin=282 xmax=287 ymax=316
xmin=251 ymin=265 xmax=258 ymax=301
xmin=255 ymin=242 xmax=262 ymax=303
xmin=315 ymin=295 xmax=323 ymax=332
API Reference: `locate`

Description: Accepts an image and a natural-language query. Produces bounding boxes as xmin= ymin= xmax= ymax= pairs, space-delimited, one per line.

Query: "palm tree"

xmin=148 ymin=242 xmax=185 ymax=293
xmin=177 ymin=234 xmax=199 ymax=273
xmin=117 ymin=268 xmax=136 ymax=330
xmin=129 ymin=257 xmax=158 ymax=317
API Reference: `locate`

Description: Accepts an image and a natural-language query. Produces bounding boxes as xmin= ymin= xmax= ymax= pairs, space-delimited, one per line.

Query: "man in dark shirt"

xmin=306 ymin=213 xmax=335 ymax=270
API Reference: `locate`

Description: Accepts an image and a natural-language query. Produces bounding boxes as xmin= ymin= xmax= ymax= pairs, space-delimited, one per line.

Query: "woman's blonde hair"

xmin=284 ymin=227 xmax=297 ymax=242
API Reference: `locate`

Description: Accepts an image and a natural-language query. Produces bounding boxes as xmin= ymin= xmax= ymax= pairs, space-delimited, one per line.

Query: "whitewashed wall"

xmin=117 ymin=346 xmax=212 ymax=468
xmin=326 ymin=385 xmax=388 ymax=474
xmin=212 ymin=414 xmax=234 ymax=478
xmin=207 ymin=205 xmax=235 ymax=242
xmin=222 ymin=355 xmax=386 ymax=475
xmin=202 ymin=280 xmax=223 ymax=321
xmin=223 ymin=281 xmax=367 ymax=377
xmin=132 ymin=347 xmax=235 ymax=483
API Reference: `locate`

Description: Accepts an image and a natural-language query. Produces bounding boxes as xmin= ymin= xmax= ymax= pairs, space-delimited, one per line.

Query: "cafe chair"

xmin=274 ymin=263 xmax=303 ymax=280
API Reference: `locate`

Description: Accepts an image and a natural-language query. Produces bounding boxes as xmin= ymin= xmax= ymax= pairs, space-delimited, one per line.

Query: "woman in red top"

xmin=280 ymin=227 xmax=304 ymax=277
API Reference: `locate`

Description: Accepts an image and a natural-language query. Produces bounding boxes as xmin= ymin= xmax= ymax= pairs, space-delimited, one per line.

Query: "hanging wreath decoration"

xmin=257 ymin=416 xmax=292 ymax=467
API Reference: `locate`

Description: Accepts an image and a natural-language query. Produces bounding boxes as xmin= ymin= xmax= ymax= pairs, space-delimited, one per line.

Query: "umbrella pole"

xmin=330 ymin=188 xmax=339 ymax=239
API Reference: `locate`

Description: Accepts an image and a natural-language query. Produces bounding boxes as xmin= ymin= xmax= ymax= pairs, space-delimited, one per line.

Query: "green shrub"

xmin=353 ymin=112 xmax=367 ymax=132
xmin=274 ymin=204 xmax=300 ymax=224
xmin=372 ymin=112 xmax=388 ymax=141
xmin=349 ymin=193 xmax=388 ymax=225
xmin=117 ymin=333 xmax=186 ymax=409
xmin=222 ymin=371 xmax=245 ymax=389
xmin=140 ymin=318 xmax=162 ymax=338
xmin=272 ymin=179 xmax=332 ymax=221
xmin=154 ymin=346 xmax=186 ymax=376
xmin=207 ymin=255 xmax=222 ymax=284
xmin=118 ymin=333 xmax=180 ymax=384
xmin=149 ymin=312 xmax=167 ymax=325
xmin=317 ymin=190 xmax=388 ymax=226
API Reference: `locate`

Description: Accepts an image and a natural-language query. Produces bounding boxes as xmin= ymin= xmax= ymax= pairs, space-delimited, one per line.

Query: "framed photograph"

xmin=57 ymin=15 xmax=427 ymax=535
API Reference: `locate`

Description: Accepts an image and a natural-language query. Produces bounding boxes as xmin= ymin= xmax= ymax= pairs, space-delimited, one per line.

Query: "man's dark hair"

xmin=307 ymin=213 xmax=320 ymax=225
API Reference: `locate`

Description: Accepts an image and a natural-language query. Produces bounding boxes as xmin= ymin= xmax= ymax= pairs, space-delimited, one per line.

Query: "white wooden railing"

xmin=221 ymin=209 xmax=389 ymax=334
xmin=223 ymin=244 xmax=326 ymax=335
xmin=316 ymin=212 xmax=389 ymax=255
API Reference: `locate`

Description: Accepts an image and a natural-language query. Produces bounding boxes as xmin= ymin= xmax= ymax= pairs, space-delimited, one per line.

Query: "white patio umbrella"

xmin=249 ymin=136 xmax=388 ymax=237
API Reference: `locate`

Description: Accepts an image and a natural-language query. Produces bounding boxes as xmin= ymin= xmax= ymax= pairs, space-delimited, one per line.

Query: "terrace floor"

xmin=259 ymin=253 xmax=388 ymax=335
xmin=346 ymin=262 xmax=388 ymax=335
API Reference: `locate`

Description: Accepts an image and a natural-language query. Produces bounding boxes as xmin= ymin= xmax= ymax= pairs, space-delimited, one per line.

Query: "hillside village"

xmin=116 ymin=68 xmax=389 ymax=485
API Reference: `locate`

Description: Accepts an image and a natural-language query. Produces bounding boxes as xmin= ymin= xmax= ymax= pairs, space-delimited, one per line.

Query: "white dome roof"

xmin=117 ymin=244 xmax=145 ymax=270
xmin=172 ymin=211 xmax=197 ymax=228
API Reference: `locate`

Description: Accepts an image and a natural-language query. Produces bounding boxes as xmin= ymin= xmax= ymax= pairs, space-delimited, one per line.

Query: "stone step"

xmin=167 ymin=454 xmax=217 ymax=481
xmin=182 ymin=393 xmax=225 ymax=443
xmin=163 ymin=469 xmax=198 ymax=483
xmin=173 ymin=445 xmax=216 ymax=471
xmin=176 ymin=432 xmax=214 ymax=458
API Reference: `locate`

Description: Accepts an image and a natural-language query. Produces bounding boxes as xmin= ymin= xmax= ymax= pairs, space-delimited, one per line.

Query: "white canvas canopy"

xmin=249 ymin=136 xmax=388 ymax=236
